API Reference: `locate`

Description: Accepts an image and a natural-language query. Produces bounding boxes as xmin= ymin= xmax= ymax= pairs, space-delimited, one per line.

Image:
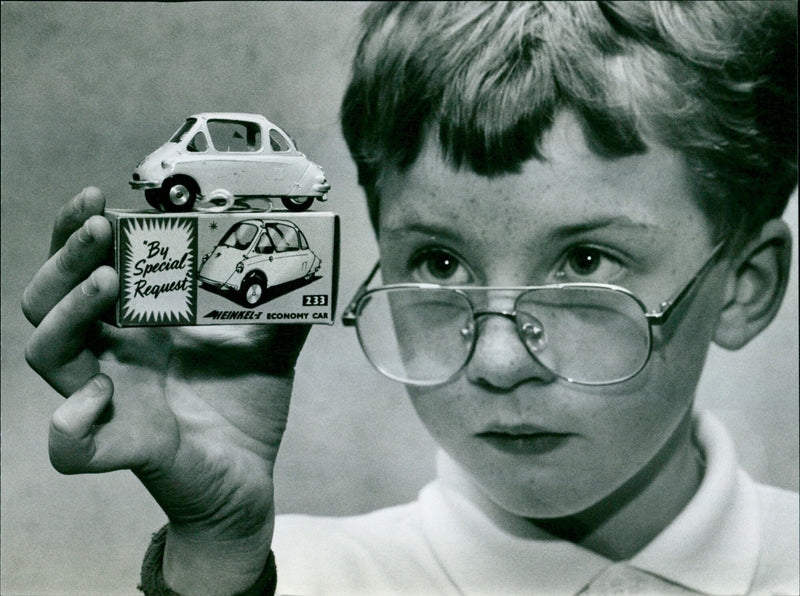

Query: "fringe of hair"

xmin=341 ymin=1 xmax=797 ymax=240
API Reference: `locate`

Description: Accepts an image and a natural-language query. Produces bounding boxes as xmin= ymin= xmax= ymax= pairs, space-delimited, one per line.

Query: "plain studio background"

xmin=1 ymin=3 xmax=797 ymax=594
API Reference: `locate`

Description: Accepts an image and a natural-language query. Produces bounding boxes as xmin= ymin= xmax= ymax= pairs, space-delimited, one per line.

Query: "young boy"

xmin=22 ymin=2 xmax=797 ymax=594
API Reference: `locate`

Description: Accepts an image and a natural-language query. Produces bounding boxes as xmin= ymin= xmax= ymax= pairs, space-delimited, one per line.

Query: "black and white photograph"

xmin=2 ymin=2 xmax=797 ymax=594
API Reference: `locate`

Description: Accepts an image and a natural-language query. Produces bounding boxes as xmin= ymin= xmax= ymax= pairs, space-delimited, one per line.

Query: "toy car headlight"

xmin=235 ymin=261 xmax=244 ymax=274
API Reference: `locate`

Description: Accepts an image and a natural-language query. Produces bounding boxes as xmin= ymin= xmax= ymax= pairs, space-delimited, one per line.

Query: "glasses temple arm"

xmin=646 ymin=241 xmax=726 ymax=325
xmin=341 ymin=261 xmax=381 ymax=326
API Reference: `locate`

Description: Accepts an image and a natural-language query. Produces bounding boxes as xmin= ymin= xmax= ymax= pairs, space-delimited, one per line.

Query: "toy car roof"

xmin=236 ymin=218 xmax=303 ymax=229
xmin=187 ymin=112 xmax=280 ymax=128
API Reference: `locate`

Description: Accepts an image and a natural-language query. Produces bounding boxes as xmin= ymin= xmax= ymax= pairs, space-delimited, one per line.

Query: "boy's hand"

xmin=22 ymin=188 xmax=309 ymax=594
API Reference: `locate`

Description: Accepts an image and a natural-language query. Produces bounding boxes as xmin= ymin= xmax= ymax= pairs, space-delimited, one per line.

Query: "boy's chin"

xmin=480 ymin=480 xmax=605 ymax=521
xmin=464 ymin=461 xmax=610 ymax=521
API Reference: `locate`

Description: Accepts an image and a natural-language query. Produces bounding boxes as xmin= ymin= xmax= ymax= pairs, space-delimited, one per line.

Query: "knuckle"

xmin=48 ymin=441 xmax=74 ymax=475
xmin=50 ymin=191 xmax=104 ymax=257
xmin=54 ymin=243 xmax=76 ymax=276
xmin=49 ymin=408 xmax=72 ymax=437
xmin=53 ymin=201 xmax=73 ymax=230
xmin=49 ymin=452 xmax=70 ymax=474
xmin=48 ymin=420 xmax=92 ymax=475
xmin=20 ymin=284 xmax=40 ymax=325
xmin=49 ymin=446 xmax=79 ymax=475
xmin=53 ymin=202 xmax=81 ymax=238
xmin=24 ymin=334 xmax=62 ymax=386
xmin=24 ymin=339 xmax=45 ymax=373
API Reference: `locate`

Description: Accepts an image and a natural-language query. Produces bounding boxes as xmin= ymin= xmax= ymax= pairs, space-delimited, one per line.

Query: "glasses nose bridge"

xmin=469 ymin=288 xmax=537 ymax=339
xmin=472 ymin=307 xmax=547 ymax=350
xmin=466 ymin=303 xmax=558 ymax=388
xmin=472 ymin=308 xmax=518 ymax=325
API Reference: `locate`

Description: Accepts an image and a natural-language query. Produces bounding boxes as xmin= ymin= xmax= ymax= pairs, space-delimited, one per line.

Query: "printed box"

xmin=104 ymin=209 xmax=339 ymax=326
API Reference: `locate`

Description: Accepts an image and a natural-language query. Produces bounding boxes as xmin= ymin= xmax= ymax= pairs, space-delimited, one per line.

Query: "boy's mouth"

xmin=476 ymin=425 xmax=573 ymax=455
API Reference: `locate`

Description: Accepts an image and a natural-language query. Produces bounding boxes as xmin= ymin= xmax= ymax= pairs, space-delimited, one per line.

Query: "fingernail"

xmin=72 ymin=188 xmax=87 ymax=213
xmin=81 ymin=271 xmax=100 ymax=296
xmin=88 ymin=374 xmax=111 ymax=396
xmin=76 ymin=219 xmax=94 ymax=245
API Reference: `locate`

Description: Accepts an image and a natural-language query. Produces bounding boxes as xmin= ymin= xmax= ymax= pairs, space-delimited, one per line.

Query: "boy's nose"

xmin=465 ymin=314 xmax=557 ymax=390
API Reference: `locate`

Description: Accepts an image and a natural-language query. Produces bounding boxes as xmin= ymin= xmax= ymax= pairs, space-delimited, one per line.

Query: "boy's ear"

xmin=714 ymin=218 xmax=793 ymax=350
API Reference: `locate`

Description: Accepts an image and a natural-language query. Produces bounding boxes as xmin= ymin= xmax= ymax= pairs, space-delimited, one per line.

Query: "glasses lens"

xmin=516 ymin=287 xmax=650 ymax=384
xmin=355 ymin=288 xmax=474 ymax=385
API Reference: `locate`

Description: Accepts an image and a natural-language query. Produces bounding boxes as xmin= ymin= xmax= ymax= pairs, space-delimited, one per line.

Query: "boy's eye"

xmin=410 ymin=249 xmax=473 ymax=284
xmin=558 ymin=246 xmax=624 ymax=283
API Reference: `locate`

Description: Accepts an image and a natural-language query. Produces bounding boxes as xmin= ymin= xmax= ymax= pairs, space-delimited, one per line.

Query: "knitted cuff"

xmin=139 ymin=525 xmax=277 ymax=596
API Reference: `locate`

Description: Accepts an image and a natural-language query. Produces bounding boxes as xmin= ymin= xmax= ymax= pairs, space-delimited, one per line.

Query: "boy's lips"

xmin=476 ymin=424 xmax=573 ymax=455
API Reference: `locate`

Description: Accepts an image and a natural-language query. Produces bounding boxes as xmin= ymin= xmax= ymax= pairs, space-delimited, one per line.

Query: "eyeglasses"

xmin=342 ymin=243 xmax=726 ymax=386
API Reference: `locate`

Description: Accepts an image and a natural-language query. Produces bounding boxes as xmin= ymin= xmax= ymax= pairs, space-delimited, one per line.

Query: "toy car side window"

xmin=207 ymin=119 xmax=262 ymax=152
xmin=298 ymin=230 xmax=309 ymax=250
xmin=187 ymin=132 xmax=208 ymax=153
xmin=269 ymin=129 xmax=291 ymax=152
xmin=277 ymin=224 xmax=300 ymax=251
xmin=266 ymin=226 xmax=287 ymax=252
xmin=170 ymin=118 xmax=197 ymax=143
xmin=221 ymin=222 xmax=258 ymax=250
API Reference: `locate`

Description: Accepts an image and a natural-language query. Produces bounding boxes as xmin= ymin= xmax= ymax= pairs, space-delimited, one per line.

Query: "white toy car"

xmin=198 ymin=219 xmax=322 ymax=307
xmin=130 ymin=113 xmax=330 ymax=212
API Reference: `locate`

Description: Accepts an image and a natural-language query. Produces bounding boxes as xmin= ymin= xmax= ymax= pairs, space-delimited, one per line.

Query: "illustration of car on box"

xmin=198 ymin=219 xmax=321 ymax=307
xmin=130 ymin=113 xmax=330 ymax=213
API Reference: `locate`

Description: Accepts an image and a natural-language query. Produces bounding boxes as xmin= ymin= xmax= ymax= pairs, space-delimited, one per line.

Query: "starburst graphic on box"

xmin=119 ymin=217 xmax=197 ymax=325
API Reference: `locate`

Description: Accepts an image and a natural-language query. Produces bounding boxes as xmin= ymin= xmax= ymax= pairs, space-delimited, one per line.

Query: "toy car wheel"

xmin=281 ymin=196 xmax=314 ymax=212
xmin=240 ymin=273 xmax=267 ymax=307
xmin=161 ymin=178 xmax=198 ymax=212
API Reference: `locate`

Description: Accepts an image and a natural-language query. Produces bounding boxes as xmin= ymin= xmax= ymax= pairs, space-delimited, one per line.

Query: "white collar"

xmin=419 ymin=412 xmax=760 ymax=595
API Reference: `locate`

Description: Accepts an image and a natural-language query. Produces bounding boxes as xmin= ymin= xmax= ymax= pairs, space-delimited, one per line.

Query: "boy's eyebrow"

xmin=545 ymin=216 xmax=665 ymax=241
xmin=383 ymin=217 xmax=664 ymax=242
xmin=381 ymin=222 xmax=466 ymax=243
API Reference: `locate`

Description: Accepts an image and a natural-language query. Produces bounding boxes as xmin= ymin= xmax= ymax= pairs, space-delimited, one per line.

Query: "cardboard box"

xmin=105 ymin=209 xmax=339 ymax=326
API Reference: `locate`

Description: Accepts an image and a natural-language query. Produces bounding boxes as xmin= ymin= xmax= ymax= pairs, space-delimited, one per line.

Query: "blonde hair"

xmin=341 ymin=1 xmax=797 ymax=243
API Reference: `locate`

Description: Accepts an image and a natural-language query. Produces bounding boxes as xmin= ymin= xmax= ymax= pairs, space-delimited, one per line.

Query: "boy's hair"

xmin=341 ymin=1 xmax=797 ymax=244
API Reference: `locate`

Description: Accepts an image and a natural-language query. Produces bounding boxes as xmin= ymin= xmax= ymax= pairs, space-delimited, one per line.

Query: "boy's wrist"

xmin=160 ymin=522 xmax=274 ymax=595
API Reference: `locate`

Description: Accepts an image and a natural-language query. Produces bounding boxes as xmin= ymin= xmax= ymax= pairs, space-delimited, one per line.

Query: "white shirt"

xmin=273 ymin=412 xmax=799 ymax=595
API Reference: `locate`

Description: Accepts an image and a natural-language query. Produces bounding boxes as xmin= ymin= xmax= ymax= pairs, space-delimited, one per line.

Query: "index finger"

xmin=50 ymin=187 xmax=106 ymax=256
xmin=23 ymin=214 xmax=113 ymax=327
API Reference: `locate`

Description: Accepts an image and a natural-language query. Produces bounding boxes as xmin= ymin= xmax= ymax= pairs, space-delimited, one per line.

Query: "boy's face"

xmin=376 ymin=110 xmax=727 ymax=518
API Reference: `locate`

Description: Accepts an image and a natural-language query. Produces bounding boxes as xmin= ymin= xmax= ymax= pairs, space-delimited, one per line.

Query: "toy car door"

xmin=198 ymin=221 xmax=260 ymax=288
xmin=201 ymin=118 xmax=266 ymax=195
xmin=264 ymin=223 xmax=308 ymax=284
xmin=263 ymin=128 xmax=307 ymax=195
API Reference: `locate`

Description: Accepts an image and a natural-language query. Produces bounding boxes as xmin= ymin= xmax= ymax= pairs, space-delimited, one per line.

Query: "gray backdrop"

xmin=2 ymin=3 xmax=797 ymax=594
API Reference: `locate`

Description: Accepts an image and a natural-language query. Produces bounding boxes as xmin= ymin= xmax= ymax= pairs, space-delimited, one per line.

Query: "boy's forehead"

xmin=377 ymin=111 xmax=708 ymax=244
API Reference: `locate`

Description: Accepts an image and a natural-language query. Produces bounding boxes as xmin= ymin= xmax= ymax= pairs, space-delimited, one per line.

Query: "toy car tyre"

xmin=145 ymin=189 xmax=163 ymax=211
xmin=240 ymin=273 xmax=267 ymax=307
xmin=161 ymin=178 xmax=198 ymax=212
xmin=281 ymin=196 xmax=314 ymax=212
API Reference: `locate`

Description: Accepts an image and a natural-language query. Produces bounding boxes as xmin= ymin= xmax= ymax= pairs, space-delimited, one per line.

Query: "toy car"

xmin=198 ymin=218 xmax=322 ymax=307
xmin=130 ymin=113 xmax=330 ymax=212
